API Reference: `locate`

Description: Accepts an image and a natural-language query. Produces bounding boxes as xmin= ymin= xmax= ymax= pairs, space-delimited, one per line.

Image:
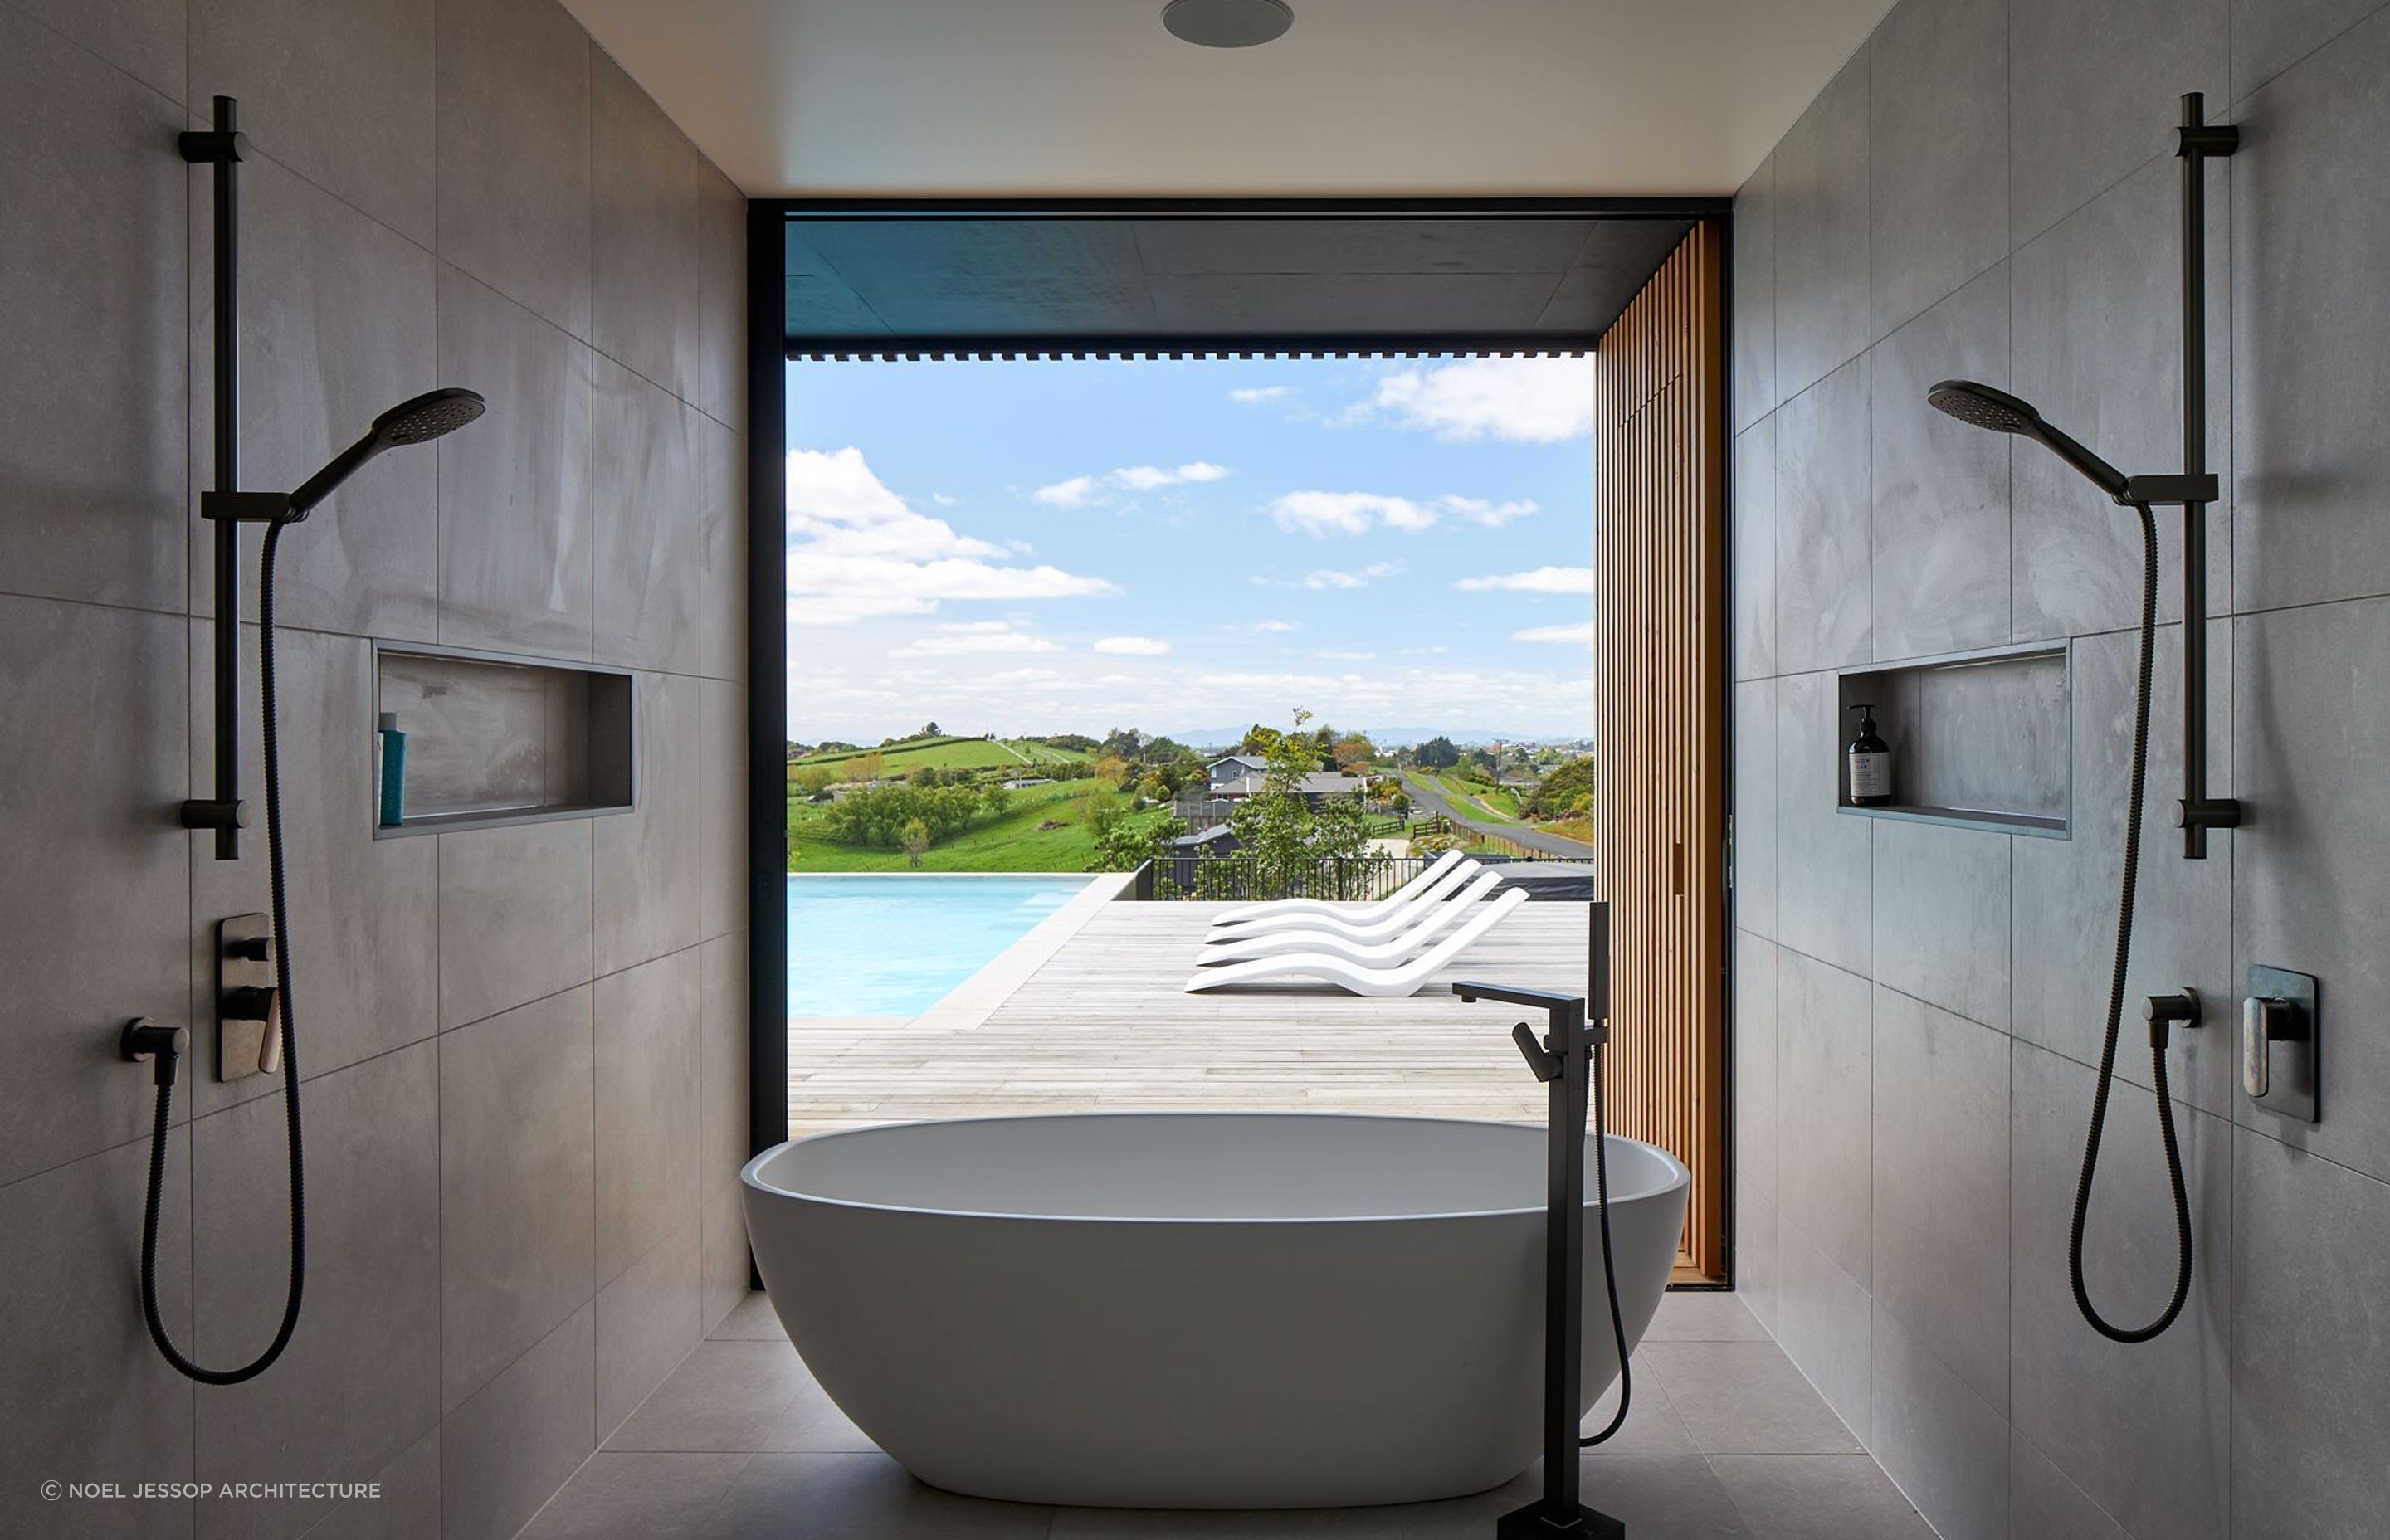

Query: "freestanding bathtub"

xmin=741 ymin=1111 xmax=1690 ymax=1509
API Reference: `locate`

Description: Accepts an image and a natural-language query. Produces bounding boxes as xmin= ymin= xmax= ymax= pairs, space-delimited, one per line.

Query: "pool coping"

xmin=900 ymin=870 xmax=1136 ymax=1033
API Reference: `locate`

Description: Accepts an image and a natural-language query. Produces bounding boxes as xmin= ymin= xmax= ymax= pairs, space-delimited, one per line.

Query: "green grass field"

xmin=1428 ymin=772 xmax=1525 ymax=823
xmin=788 ymin=777 xmax=1174 ymax=872
xmin=788 ymin=735 xmax=1063 ymax=777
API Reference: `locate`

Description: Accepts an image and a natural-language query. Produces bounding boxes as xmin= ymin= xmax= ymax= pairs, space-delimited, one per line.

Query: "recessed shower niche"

xmin=371 ymin=644 xmax=635 ymax=836
xmin=1834 ymin=641 xmax=2071 ymax=837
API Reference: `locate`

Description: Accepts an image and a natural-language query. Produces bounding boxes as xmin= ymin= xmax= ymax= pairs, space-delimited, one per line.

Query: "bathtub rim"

xmin=742 ymin=1108 xmax=1690 ymax=1228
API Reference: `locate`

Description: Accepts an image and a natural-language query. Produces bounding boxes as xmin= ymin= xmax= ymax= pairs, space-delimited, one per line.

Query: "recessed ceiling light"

xmin=1162 ymin=0 xmax=1294 ymax=49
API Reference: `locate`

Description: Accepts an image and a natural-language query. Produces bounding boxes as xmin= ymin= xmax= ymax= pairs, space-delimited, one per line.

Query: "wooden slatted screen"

xmin=1593 ymin=220 xmax=1728 ymax=1283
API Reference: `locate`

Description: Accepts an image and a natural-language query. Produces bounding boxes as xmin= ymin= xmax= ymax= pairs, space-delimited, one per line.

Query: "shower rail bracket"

xmin=200 ymin=491 xmax=295 ymax=523
xmin=2119 ymin=473 xmax=2220 ymax=507
xmin=178 ymin=128 xmax=246 ymax=165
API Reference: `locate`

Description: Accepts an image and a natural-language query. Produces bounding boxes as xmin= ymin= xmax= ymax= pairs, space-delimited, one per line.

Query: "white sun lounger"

xmin=1197 ymin=869 xmax=1508 ymax=967
xmin=1183 ymin=885 xmax=1530 ymax=997
xmin=1202 ymin=856 xmax=1482 ymax=944
xmin=1208 ymin=849 xmax=1466 ymax=928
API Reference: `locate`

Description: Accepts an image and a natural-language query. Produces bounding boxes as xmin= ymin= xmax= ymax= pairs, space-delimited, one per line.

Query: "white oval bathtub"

xmin=742 ymin=1112 xmax=1690 ymax=1509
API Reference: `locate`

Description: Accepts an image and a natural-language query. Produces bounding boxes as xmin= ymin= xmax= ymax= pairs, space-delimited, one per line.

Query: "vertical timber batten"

xmin=1593 ymin=221 xmax=1728 ymax=1282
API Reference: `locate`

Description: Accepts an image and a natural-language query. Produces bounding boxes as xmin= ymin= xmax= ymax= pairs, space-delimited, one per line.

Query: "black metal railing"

xmin=1128 ymin=853 xmax=1574 ymax=903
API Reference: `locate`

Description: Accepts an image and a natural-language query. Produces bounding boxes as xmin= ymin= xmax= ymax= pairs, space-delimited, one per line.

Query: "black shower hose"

xmin=2068 ymin=500 xmax=2195 ymax=1345
xmin=138 ymin=514 xmax=306 ymax=1384
xmin=1580 ymin=1037 xmax=1631 ymax=1445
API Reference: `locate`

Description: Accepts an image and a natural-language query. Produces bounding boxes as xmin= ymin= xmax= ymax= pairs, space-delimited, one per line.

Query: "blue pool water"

xmin=787 ymin=875 xmax=1094 ymax=1016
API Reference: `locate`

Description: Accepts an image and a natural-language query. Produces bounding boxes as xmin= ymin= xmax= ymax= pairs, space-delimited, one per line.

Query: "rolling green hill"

xmin=788 ymin=777 xmax=1173 ymax=873
xmin=789 ymin=735 xmax=1051 ymax=776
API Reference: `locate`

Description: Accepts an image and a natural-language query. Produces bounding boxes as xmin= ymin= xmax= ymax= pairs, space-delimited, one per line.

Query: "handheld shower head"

xmin=1925 ymin=379 xmax=2132 ymax=502
xmin=288 ymin=387 xmax=485 ymax=517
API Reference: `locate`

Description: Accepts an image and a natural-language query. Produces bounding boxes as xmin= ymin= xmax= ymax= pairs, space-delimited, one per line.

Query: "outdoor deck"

xmin=788 ymin=897 xmax=1594 ymax=1135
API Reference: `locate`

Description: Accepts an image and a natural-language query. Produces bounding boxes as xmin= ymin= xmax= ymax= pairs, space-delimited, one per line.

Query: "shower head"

xmin=288 ymin=387 xmax=485 ymax=517
xmin=1925 ymin=379 xmax=2131 ymax=502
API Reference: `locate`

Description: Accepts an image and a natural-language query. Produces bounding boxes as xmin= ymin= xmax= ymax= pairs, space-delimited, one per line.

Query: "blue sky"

xmin=785 ymin=356 xmax=1594 ymax=744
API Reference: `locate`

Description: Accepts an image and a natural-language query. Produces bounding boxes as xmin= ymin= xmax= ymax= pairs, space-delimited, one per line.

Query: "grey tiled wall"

xmin=1732 ymin=2 xmax=2390 ymax=1538
xmin=0 ymin=1 xmax=750 ymax=1536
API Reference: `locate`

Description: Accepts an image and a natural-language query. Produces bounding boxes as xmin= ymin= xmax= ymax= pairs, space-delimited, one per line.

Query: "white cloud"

xmin=1033 ymin=461 xmax=1232 ymax=507
xmin=890 ymin=621 xmax=1059 ymax=658
xmin=1295 ymin=560 xmax=1404 ymax=591
xmin=1230 ymin=386 xmax=1291 ymax=405
xmin=1094 ymin=636 xmax=1171 ymax=655
xmin=1364 ymin=357 xmax=1593 ymax=443
xmin=788 ymin=447 xmax=1116 ymax=626
xmin=1253 ymin=619 xmax=1300 ymax=633
xmin=1456 ymin=565 xmax=1597 ymax=594
xmin=1315 ymin=649 xmax=1378 ymax=660
xmin=1264 ymin=490 xmax=1538 ymax=538
xmin=1514 ymin=621 xmax=1598 ymax=645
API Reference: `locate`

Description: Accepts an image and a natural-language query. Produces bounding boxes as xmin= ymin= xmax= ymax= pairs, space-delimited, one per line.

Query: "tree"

xmin=1099 ymin=726 xmax=1145 ymax=761
xmin=1237 ymin=722 xmax=1284 ymax=757
xmin=1414 ymin=735 xmax=1461 ymax=769
xmin=1226 ymin=709 xmax=1368 ymax=893
xmin=900 ymin=818 xmax=930 ymax=868
xmin=793 ymin=764 xmax=837 ymax=800
xmin=919 ymin=721 xmax=943 ymax=738
xmin=1092 ymin=812 xmax=1184 ymax=872
xmin=851 ymin=751 xmax=885 ymax=784
xmin=1524 ymin=758 xmax=1597 ymax=819
xmin=1092 ymin=754 xmax=1132 ymax=789
xmin=1332 ymin=733 xmax=1377 ymax=772
xmin=979 ymin=782 xmax=1012 ymax=819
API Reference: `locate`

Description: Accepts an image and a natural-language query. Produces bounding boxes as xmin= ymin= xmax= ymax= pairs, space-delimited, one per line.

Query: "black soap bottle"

xmin=1846 ymin=704 xmax=1893 ymax=807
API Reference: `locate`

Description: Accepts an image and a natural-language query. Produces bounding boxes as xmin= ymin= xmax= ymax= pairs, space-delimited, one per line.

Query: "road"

xmin=1401 ymin=772 xmax=1597 ymax=859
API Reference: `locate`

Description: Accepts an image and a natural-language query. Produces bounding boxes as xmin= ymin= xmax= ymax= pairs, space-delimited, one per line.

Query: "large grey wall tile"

xmin=2231 ymin=1132 xmax=2390 ymax=1540
xmin=593 ymin=361 xmax=701 ymax=673
xmin=591 ymin=51 xmax=706 ymax=402
xmin=1733 ymin=680 xmax=1778 ymax=940
xmin=2013 ymin=622 xmax=2236 ymax=1115
xmin=1871 ymin=266 xmax=2012 ymax=661
xmin=0 ymin=13 xmax=188 ymax=614
xmin=1775 ymin=356 xmax=1873 ymax=675
xmin=190 ymin=626 xmax=440 ymax=1116
xmin=2008 ymin=1435 xmax=2126 ymax=1540
xmin=440 ymin=987 xmax=595 ymax=1412
xmin=1871 ymin=988 xmax=2009 ymax=1410
xmin=701 ymin=932 xmax=751 ymax=1192
xmin=2010 ymin=0 xmax=2228 ymax=246
xmin=0 ymin=597 xmax=189 ymax=1184
xmin=1773 ymin=1221 xmax=1875 ymax=1439
xmin=1710 ymin=1455 xmax=1932 ymax=1540
xmin=595 ymin=949 xmax=700 ymax=1284
xmin=595 ymin=673 xmax=701 ymax=976
xmin=1733 ymin=418 xmax=1778 ymax=682
xmin=438 ymin=817 xmax=594 ymax=1031
xmin=521 ymin=1452 xmax=749 ymax=1540
xmin=435 ymin=263 xmax=595 ymax=658
xmin=1738 ymin=1188 xmax=1780 ymax=1336
xmin=192 ymin=1044 xmax=440 ymax=1540
xmin=697 ymin=412 xmax=746 ymax=682
xmin=2231 ymin=0 xmax=2387 ymax=99
xmin=12 ymin=0 xmax=185 ymax=103
xmin=1778 ymin=952 xmax=1873 ymax=1287
xmin=189 ymin=0 xmax=437 ymax=244
xmin=1733 ymin=156 xmax=1778 ymax=433
xmin=1868 ymin=0 xmax=2009 ymax=339
xmin=1773 ymin=53 xmax=1871 ymax=398
xmin=701 ymin=1177 xmax=752 ymax=1337
xmin=701 ymin=677 xmax=749 ymax=942
xmin=1734 ymin=931 xmax=1781 ymax=1216
xmin=2009 ymin=1040 xmax=2231 ymax=1540
xmin=0 ymin=1136 xmax=193 ymax=1540
xmin=1869 ymin=1307 xmax=2007 ymax=1540
xmin=311 ymin=1425 xmax=441 ymax=1540
xmin=2232 ymin=7 xmax=2390 ymax=612
xmin=2235 ymin=597 xmax=2390 ymax=1180
xmin=441 ymin=1305 xmax=595 ymax=1540
xmin=694 ymin=173 xmax=749 ymax=431
xmin=1777 ymin=671 xmax=1872 ymax=975
xmin=1871 ymin=820 xmax=2009 ymax=1032
xmin=435 ymin=0 xmax=591 ymax=339
xmin=2011 ymin=155 xmax=2231 ymax=641
xmin=596 ymin=1219 xmax=702 ymax=1441
xmin=188 ymin=154 xmax=439 ymax=641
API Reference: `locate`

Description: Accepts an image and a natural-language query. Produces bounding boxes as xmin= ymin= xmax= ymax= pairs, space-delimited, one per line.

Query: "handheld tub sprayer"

xmin=1456 ymin=899 xmax=1630 ymax=1540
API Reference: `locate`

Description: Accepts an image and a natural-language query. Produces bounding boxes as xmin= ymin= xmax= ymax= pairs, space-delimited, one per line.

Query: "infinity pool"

xmin=787 ymin=875 xmax=1095 ymax=1016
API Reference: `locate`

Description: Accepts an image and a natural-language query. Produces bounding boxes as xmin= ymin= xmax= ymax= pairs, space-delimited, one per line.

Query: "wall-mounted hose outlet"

xmin=2144 ymin=988 xmax=2201 ymax=1049
xmin=216 ymin=913 xmax=281 ymax=1082
xmin=121 ymin=1019 xmax=189 ymax=1087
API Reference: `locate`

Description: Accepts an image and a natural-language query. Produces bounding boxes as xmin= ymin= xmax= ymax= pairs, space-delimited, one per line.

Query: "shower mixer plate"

xmin=216 ymin=912 xmax=280 ymax=1083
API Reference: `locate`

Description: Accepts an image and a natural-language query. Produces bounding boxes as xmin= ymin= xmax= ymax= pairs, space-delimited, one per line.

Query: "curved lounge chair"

xmin=1209 ymin=849 xmax=1466 ymax=928
xmin=1197 ymin=870 xmax=1508 ymax=967
xmin=1202 ymin=856 xmax=1481 ymax=945
xmin=1183 ymin=885 xmax=1529 ymax=997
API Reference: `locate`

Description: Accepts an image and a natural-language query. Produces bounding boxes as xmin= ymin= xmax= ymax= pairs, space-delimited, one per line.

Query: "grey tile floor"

xmin=523 ymin=1293 xmax=1934 ymax=1540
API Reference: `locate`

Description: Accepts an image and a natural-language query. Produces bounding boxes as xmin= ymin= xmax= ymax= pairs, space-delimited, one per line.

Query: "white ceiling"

xmin=560 ymin=0 xmax=1894 ymax=197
